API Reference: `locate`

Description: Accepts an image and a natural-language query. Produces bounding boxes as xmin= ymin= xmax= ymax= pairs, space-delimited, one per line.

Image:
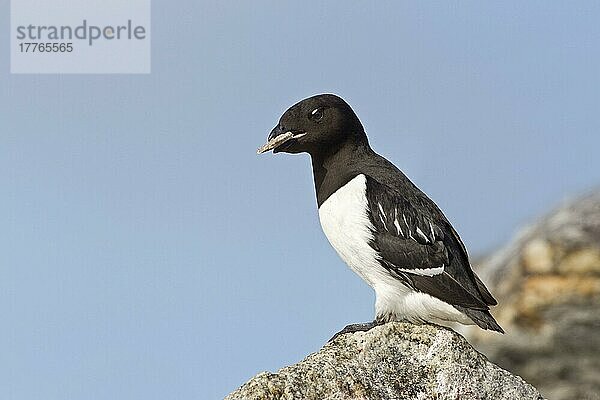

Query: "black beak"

xmin=257 ymin=126 xmax=307 ymax=154
xmin=268 ymin=124 xmax=285 ymax=141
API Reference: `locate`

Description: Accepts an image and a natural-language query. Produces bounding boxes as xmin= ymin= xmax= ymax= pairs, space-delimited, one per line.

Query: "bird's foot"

xmin=328 ymin=321 xmax=383 ymax=342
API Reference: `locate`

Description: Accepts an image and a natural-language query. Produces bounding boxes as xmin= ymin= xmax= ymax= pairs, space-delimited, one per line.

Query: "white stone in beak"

xmin=256 ymin=132 xmax=306 ymax=154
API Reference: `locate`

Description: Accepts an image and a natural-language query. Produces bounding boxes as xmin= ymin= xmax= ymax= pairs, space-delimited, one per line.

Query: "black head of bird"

xmin=257 ymin=94 xmax=366 ymax=156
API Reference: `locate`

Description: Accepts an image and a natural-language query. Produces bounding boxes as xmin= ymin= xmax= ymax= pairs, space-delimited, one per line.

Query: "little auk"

xmin=257 ymin=94 xmax=503 ymax=339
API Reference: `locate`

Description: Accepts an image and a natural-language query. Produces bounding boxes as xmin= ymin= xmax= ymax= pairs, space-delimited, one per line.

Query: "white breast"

xmin=318 ymin=174 xmax=388 ymax=288
xmin=317 ymin=174 xmax=473 ymax=326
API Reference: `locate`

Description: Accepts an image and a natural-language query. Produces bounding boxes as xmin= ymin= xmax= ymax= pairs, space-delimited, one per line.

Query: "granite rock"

xmin=226 ymin=322 xmax=542 ymax=400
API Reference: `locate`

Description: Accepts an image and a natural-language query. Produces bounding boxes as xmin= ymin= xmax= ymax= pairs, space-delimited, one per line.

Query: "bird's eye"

xmin=309 ymin=107 xmax=324 ymax=122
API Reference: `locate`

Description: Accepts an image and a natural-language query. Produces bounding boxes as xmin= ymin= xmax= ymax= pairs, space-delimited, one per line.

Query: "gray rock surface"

xmin=226 ymin=322 xmax=542 ymax=400
xmin=464 ymin=190 xmax=600 ymax=400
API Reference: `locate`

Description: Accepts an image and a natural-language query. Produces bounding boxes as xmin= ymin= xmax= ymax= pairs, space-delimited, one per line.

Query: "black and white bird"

xmin=258 ymin=94 xmax=503 ymax=337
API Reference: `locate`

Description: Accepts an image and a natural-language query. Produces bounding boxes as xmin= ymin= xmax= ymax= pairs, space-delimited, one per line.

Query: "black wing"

xmin=365 ymin=176 xmax=495 ymax=310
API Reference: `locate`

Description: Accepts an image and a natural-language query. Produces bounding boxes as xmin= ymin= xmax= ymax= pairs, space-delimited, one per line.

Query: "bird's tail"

xmin=454 ymin=306 xmax=504 ymax=333
xmin=473 ymin=274 xmax=498 ymax=306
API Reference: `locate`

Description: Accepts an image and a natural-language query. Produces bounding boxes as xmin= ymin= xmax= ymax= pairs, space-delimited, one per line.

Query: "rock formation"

xmin=226 ymin=322 xmax=542 ymax=400
xmin=465 ymin=190 xmax=600 ymax=400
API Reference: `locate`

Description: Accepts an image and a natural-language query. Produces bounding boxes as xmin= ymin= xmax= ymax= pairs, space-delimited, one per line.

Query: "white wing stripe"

xmin=393 ymin=207 xmax=404 ymax=236
xmin=416 ymin=227 xmax=430 ymax=243
xmin=379 ymin=214 xmax=388 ymax=230
xmin=396 ymin=264 xmax=445 ymax=277
xmin=402 ymin=213 xmax=412 ymax=236
xmin=377 ymin=202 xmax=388 ymax=230
xmin=394 ymin=218 xmax=403 ymax=236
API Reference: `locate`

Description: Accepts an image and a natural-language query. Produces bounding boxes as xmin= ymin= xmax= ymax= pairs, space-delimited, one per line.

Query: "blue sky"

xmin=1 ymin=2 xmax=599 ymax=399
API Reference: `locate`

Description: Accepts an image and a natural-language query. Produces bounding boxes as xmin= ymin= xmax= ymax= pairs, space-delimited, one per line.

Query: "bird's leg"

xmin=328 ymin=320 xmax=384 ymax=342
